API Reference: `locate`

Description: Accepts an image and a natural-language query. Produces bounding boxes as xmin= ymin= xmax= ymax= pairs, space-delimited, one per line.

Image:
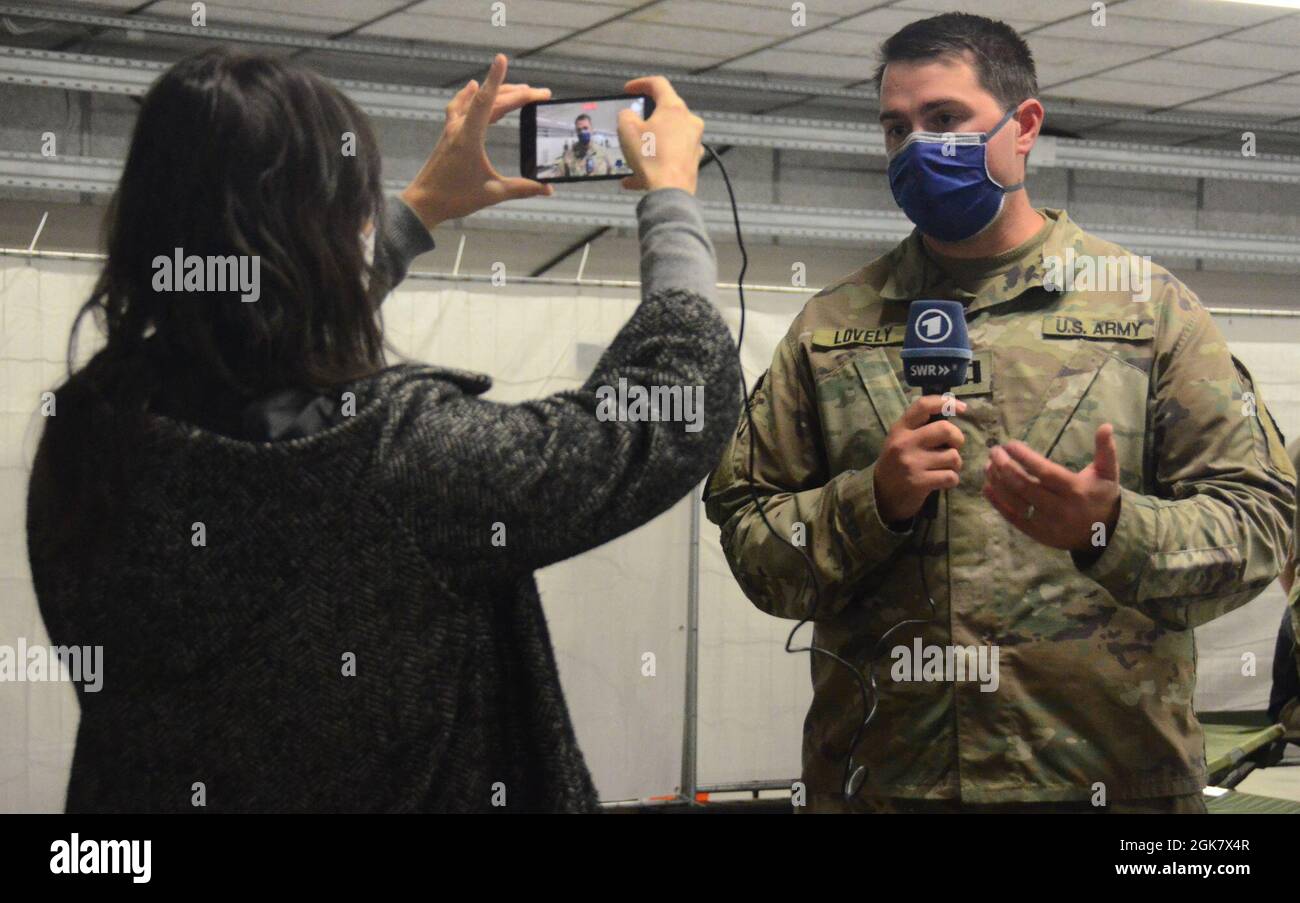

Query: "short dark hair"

xmin=575 ymin=114 xmax=592 ymax=126
xmin=873 ymin=13 xmax=1038 ymax=111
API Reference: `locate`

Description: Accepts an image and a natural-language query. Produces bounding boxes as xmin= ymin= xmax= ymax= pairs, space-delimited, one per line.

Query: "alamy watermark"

xmin=595 ymin=378 xmax=704 ymax=433
xmin=152 ymin=248 xmax=260 ymax=303
xmin=50 ymin=834 xmax=150 ymax=884
xmin=890 ymin=638 xmax=999 ymax=693
xmin=1043 ymin=248 xmax=1152 ymax=302
xmin=0 ymin=639 xmax=102 ymax=692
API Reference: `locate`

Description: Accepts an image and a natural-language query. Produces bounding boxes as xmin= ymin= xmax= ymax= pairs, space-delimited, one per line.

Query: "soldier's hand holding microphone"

xmin=873 ymin=396 xmax=968 ymax=525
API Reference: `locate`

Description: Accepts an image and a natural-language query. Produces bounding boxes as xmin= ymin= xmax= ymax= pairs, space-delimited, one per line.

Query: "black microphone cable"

xmin=703 ymin=142 xmax=942 ymax=804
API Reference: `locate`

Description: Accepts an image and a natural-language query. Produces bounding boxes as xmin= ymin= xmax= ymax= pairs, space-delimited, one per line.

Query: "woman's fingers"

xmin=446 ymin=79 xmax=478 ymax=119
xmin=623 ymin=74 xmax=682 ymax=109
xmin=448 ymin=80 xmax=542 ymax=129
xmin=496 ymin=83 xmax=544 ymax=98
xmin=465 ymin=53 xmax=507 ymax=135
xmin=488 ymin=85 xmax=551 ymax=123
xmin=496 ymin=176 xmax=554 ymax=200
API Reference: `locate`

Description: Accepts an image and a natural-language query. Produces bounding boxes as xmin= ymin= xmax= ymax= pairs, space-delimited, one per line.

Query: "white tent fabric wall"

xmin=696 ymin=289 xmax=811 ymax=789
xmin=1189 ymin=318 xmax=1299 ymax=714
xmin=0 ymin=259 xmax=96 ymax=814
xmin=0 ymin=259 xmax=1296 ymax=811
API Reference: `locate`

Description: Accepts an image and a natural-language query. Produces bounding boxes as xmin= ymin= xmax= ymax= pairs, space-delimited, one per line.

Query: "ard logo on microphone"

xmin=917 ymin=310 xmax=954 ymax=343
xmin=901 ymin=300 xmax=971 ymax=391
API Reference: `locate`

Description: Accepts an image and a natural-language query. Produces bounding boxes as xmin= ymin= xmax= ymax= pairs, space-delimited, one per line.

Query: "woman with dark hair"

xmin=26 ymin=48 xmax=739 ymax=812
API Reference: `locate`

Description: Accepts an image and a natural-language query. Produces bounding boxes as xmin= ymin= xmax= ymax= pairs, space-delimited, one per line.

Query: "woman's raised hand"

xmin=401 ymin=54 xmax=554 ymax=230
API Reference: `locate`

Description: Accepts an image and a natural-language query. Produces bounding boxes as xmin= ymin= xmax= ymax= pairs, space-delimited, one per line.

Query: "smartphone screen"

xmin=520 ymin=94 xmax=653 ymax=183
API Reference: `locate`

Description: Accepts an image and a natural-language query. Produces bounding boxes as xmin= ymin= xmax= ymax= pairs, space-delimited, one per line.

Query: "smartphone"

xmin=520 ymin=93 xmax=654 ymax=183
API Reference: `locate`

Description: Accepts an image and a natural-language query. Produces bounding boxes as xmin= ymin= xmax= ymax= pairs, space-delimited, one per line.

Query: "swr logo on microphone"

xmin=916 ymin=310 xmax=954 ymax=343
xmin=906 ymin=362 xmax=960 ymax=379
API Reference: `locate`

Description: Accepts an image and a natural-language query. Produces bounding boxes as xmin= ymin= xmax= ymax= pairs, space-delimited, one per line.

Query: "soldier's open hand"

xmin=983 ymin=424 xmax=1122 ymax=554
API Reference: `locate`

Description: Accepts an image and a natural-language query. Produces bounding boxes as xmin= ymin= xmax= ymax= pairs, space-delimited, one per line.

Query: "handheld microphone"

xmin=900 ymin=300 xmax=971 ymax=520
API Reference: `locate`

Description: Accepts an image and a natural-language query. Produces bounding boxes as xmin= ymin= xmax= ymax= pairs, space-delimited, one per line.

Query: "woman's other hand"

xmin=617 ymin=76 xmax=705 ymax=195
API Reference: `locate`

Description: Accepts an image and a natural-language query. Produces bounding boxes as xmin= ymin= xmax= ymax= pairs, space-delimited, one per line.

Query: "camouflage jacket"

xmin=561 ymin=141 xmax=617 ymax=176
xmin=704 ymin=208 xmax=1296 ymax=805
xmin=1289 ymin=440 xmax=1300 ymax=726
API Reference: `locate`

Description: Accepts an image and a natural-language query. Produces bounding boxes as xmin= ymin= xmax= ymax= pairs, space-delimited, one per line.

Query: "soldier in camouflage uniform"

xmin=704 ymin=14 xmax=1296 ymax=813
xmin=555 ymin=114 xmax=618 ymax=177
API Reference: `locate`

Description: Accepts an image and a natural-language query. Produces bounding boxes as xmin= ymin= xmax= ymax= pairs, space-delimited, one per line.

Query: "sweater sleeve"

xmin=398 ymin=188 xmax=742 ymax=576
xmin=375 ymin=195 xmax=436 ymax=292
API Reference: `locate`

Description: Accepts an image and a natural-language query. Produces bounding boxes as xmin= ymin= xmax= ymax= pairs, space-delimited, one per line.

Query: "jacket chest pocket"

xmin=1020 ymin=343 xmax=1149 ymax=492
xmin=812 ymin=347 xmax=907 ymax=474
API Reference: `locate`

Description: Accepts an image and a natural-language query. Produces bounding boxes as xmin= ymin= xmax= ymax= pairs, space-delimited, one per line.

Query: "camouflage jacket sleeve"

xmin=1076 ymin=293 xmax=1297 ymax=630
xmin=1293 ymin=441 xmax=1300 ymax=684
xmin=703 ymin=323 xmax=914 ymax=621
xmin=1290 ymin=580 xmax=1300 ymax=717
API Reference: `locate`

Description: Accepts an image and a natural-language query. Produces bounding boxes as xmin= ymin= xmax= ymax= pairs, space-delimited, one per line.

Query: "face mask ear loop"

xmin=984 ymin=103 xmax=1027 ymax=192
xmin=981 ymin=105 xmax=1021 ymax=144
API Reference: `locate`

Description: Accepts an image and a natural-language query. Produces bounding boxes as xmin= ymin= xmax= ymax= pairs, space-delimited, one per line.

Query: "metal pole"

xmin=697 ymin=779 xmax=794 ymax=794
xmin=680 ymin=483 xmax=702 ymax=804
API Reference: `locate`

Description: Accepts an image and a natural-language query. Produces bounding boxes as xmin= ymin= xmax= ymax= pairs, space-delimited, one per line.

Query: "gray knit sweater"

xmin=27 ymin=189 xmax=740 ymax=813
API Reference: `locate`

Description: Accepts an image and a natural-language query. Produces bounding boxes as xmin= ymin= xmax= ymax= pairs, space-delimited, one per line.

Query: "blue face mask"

xmin=886 ymin=106 xmax=1024 ymax=243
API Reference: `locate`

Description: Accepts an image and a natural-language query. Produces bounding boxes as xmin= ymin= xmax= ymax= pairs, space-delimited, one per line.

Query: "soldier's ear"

xmin=1014 ymin=99 xmax=1045 ymax=157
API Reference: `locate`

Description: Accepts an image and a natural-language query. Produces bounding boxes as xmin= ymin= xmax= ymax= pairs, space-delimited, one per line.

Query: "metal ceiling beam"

xmin=1039 ymin=136 xmax=1300 ymax=183
xmin=0 ymin=2 xmax=863 ymax=100
xmin=4 ymin=3 xmax=1300 ymax=136
xmin=0 ymin=150 xmax=120 ymax=193
xmin=5 ymin=151 xmax=1299 ymax=265
xmin=5 ymin=47 xmax=1300 ymax=184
